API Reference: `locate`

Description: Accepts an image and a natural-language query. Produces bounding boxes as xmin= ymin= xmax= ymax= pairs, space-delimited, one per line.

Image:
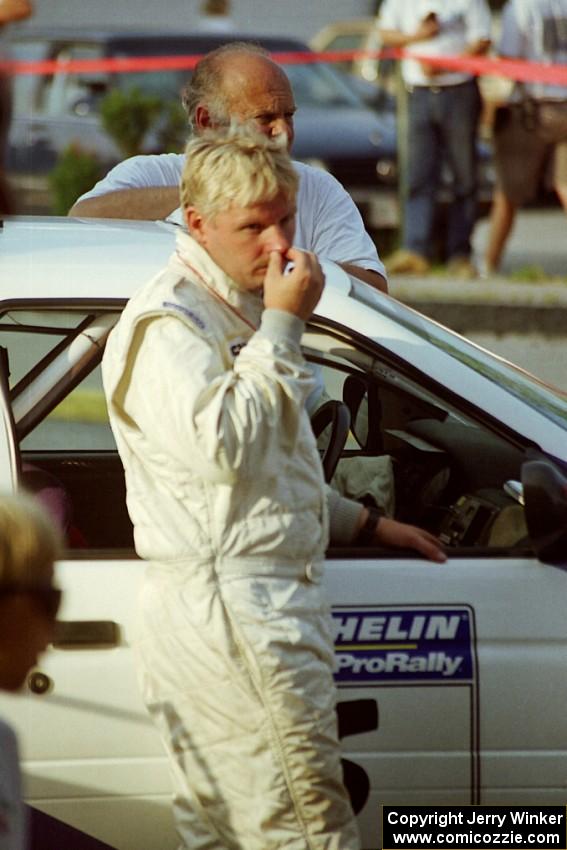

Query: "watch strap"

xmin=355 ymin=505 xmax=384 ymax=545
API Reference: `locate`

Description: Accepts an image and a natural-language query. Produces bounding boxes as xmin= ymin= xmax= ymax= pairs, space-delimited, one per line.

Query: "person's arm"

xmin=339 ymin=262 xmax=388 ymax=294
xmin=297 ymin=166 xmax=388 ymax=292
xmin=463 ymin=37 xmax=491 ymax=56
xmin=363 ymin=511 xmax=446 ymax=563
xmin=0 ymin=0 xmax=33 ymax=24
xmin=422 ymin=33 xmax=491 ymax=77
xmin=463 ymin=0 xmax=493 ymax=57
xmin=378 ymin=16 xmax=441 ymax=48
xmin=109 ymin=248 xmax=325 ymax=481
xmin=327 ymin=492 xmax=446 ymax=563
xmin=67 ymin=153 xmax=184 ymax=219
xmin=69 ymin=186 xmax=179 ymax=219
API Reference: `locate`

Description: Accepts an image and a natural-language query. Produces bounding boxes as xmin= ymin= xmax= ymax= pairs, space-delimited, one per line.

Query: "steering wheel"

xmin=310 ymin=400 xmax=351 ymax=483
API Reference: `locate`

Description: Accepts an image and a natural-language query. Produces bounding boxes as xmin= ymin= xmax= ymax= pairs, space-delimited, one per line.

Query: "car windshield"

xmin=111 ymin=44 xmax=361 ymax=109
xmin=352 ymin=285 xmax=567 ymax=433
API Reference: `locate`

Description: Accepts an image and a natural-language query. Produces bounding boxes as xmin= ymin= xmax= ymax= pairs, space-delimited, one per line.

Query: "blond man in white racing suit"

xmin=102 ymin=125 xmax=444 ymax=850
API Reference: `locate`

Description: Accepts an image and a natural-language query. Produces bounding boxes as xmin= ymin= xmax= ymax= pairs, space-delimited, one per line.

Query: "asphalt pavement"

xmin=386 ymin=207 xmax=567 ymax=392
xmin=473 ymin=206 xmax=567 ymax=280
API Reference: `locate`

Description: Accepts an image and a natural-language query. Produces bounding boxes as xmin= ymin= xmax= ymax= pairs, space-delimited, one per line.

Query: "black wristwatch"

xmin=355 ymin=506 xmax=383 ymax=545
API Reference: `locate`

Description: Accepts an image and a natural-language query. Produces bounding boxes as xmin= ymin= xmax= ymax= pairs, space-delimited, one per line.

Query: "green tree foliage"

xmin=156 ymin=101 xmax=190 ymax=153
xmin=99 ymin=86 xmax=162 ymax=158
xmin=48 ymin=144 xmax=102 ymax=215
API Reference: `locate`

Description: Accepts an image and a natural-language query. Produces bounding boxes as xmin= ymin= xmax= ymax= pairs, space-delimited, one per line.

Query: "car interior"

xmin=0 ymin=306 xmax=531 ymax=559
xmin=303 ymin=325 xmax=529 ymax=558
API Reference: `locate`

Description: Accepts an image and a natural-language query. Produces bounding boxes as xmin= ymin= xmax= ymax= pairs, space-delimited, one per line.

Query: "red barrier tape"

xmin=390 ymin=49 xmax=567 ymax=86
xmin=318 ymin=47 xmax=567 ymax=85
xmin=2 ymin=46 xmax=567 ymax=86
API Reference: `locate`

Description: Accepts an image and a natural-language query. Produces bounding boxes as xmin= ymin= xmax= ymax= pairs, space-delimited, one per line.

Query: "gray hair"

xmin=181 ymin=42 xmax=271 ymax=133
xmin=180 ymin=123 xmax=298 ymax=219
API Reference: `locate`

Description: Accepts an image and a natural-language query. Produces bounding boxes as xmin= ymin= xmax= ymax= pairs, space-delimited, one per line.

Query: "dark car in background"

xmin=6 ymin=29 xmax=399 ymax=229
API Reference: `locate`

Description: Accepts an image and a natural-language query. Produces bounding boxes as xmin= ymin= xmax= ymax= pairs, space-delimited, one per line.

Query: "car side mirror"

xmin=71 ymin=80 xmax=109 ymax=116
xmin=522 ymin=458 xmax=567 ymax=566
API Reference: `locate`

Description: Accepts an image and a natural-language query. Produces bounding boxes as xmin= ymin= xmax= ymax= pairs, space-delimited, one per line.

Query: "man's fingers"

xmin=263 ymin=247 xmax=324 ymax=319
xmin=412 ymin=531 xmax=447 ymax=564
xmin=403 ymin=527 xmax=446 ymax=563
xmin=376 ymin=518 xmax=447 ymax=563
xmin=266 ymin=250 xmax=284 ymax=277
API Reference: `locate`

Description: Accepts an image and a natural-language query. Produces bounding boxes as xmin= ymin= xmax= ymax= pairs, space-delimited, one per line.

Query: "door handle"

xmin=53 ymin=620 xmax=120 ymax=649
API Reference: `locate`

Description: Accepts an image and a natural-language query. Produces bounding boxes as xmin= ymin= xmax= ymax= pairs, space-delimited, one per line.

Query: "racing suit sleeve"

xmin=116 ymin=309 xmax=317 ymax=483
xmin=326 ymin=487 xmax=364 ymax=544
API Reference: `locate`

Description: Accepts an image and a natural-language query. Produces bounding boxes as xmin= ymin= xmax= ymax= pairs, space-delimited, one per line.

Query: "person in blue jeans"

xmin=378 ymin=0 xmax=491 ymax=278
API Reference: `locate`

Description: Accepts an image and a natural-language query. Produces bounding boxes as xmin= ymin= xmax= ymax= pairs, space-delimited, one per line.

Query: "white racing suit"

xmin=102 ymin=232 xmax=362 ymax=849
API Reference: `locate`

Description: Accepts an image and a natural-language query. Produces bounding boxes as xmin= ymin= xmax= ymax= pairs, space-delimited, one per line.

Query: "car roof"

xmin=1 ymin=217 xmax=180 ymax=300
xmin=9 ymin=27 xmax=312 ymax=53
xmin=311 ymin=18 xmax=375 ymax=47
xmin=3 ymin=217 xmax=567 ymax=457
xmin=1 ymin=216 xmax=353 ymax=302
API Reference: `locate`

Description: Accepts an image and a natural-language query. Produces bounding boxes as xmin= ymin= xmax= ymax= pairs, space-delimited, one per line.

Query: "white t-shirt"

xmin=379 ymin=0 xmax=492 ymax=87
xmin=0 ymin=719 xmax=25 ymax=850
xmin=77 ymin=155 xmax=386 ymax=278
xmin=499 ymin=0 xmax=567 ymax=99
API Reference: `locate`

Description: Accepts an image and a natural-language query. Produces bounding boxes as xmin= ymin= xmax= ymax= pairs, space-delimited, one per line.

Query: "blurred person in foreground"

xmin=0 ymin=492 xmax=62 ymax=850
xmin=378 ymin=0 xmax=491 ymax=278
xmin=102 ymin=124 xmax=445 ymax=850
xmin=0 ymin=0 xmax=33 ymax=214
xmin=483 ymin=0 xmax=567 ymax=276
xmin=69 ymin=41 xmax=388 ymax=294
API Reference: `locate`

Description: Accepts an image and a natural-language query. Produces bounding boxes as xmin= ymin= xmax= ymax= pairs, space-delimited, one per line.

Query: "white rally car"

xmin=1 ymin=217 xmax=566 ymax=850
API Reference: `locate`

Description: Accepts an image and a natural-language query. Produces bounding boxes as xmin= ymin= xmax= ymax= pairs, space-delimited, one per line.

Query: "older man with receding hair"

xmin=102 ymin=124 xmax=443 ymax=850
xmin=70 ymin=42 xmax=388 ymax=293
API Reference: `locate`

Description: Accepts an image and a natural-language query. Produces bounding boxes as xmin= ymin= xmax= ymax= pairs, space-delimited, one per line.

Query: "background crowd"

xmin=2 ymin=0 xmax=567 ymax=276
xmin=380 ymin=0 xmax=567 ymax=280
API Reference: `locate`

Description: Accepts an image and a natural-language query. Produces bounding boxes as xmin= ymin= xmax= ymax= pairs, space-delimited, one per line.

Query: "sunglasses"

xmin=0 ymin=584 xmax=62 ymax=620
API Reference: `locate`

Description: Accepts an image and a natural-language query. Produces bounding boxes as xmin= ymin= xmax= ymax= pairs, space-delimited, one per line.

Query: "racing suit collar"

xmin=174 ymin=230 xmax=264 ymax=326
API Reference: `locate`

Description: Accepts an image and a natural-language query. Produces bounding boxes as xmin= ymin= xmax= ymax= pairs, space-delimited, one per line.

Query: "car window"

xmin=34 ymin=43 xmax=106 ymax=117
xmin=10 ymin=39 xmax=108 ymax=118
xmin=303 ymin=324 xmax=529 ymax=553
xmin=0 ymin=308 xmax=128 ymax=552
xmin=21 ymin=363 xmax=114 ymax=452
xmin=0 ymin=309 xmax=71 ymax=389
xmin=315 ymin=32 xmax=365 ymax=74
xmin=324 ymin=33 xmax=366 ymax=52
xmin=0 ymin=308 xmax=117 ymax=453
xmin=285 ymin=62 xmax=361 ymax=108
xmin=0 ymin=307 xmax=531 ymax=556
xmin=114 ymin=58 xmax=362 ymax=111
xmin=115 ymin=67 xmax=186 ymax=103
xmin=9 ymin=40 xmax=49 ymax=114
xmin=0 ymin=308 xmax=114 ymax=409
